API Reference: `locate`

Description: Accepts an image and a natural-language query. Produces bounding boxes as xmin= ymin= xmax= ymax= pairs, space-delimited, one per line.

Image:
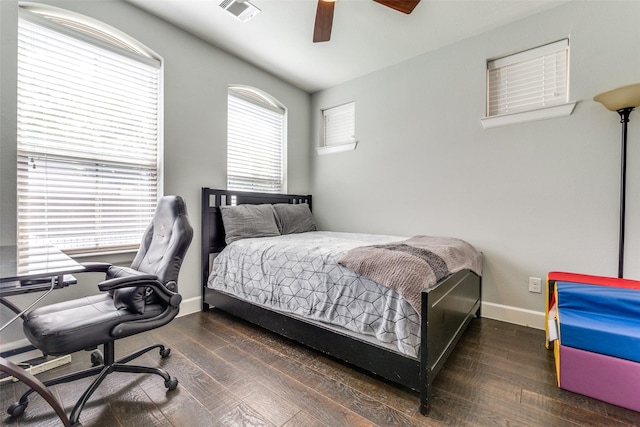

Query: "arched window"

xmin=227 ymin=86 xmax=286 ymax=193
xmin=16 ymin=4 xmax=162 ymax=254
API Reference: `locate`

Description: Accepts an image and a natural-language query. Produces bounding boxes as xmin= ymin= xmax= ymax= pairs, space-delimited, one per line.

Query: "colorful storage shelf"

xmin=546 ymin=272 xmax=640 ymax=412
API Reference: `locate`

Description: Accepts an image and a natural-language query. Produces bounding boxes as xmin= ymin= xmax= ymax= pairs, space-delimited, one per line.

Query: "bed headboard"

xmin=200 ymin=187 xmax=312 ymax=287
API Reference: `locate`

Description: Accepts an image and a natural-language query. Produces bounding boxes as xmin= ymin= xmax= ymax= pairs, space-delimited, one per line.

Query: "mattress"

xmin=207 ymin=231 xmax=422 ymax=357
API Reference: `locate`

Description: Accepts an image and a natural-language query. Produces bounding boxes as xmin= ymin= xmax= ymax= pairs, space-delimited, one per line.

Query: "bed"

xmin=200 ymin=187 xmax=482 ymax=415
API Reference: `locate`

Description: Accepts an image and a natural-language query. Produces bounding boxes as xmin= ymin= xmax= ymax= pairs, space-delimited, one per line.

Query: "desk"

xmin=0 ymin=245 xmax=84 ymax=427
xmin=1 ymin=245 xmax=83 ymax=333
xmin=1 ymin=245 xmax=84 ymax=294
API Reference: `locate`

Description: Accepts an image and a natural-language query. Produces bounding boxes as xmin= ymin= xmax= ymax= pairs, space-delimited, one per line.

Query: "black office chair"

xmin=8 ymin=195 xmax=193 ymax=427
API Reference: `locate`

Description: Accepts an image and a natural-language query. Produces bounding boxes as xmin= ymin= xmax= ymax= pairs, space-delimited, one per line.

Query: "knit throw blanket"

xmin=338 ymin=236 xmax=482 ymax=314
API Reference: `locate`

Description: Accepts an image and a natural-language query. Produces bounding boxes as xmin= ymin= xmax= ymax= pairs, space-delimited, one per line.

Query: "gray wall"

xmin=0 ymin=0 xmax=311 ymax=342
xmin=309 ymin=1 xmax=640 ymax=326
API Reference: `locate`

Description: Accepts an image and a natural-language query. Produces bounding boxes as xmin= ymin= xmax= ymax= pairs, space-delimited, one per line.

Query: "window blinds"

xmin=323 ymin=102 xmax=355 ymax=146
xmin=227 ymin=88 xmax=285 ymax=193
xmin=17 ymin=13 xmax=161 ymax=253
xmin=487 ymin=39 xmax=569 ymax=117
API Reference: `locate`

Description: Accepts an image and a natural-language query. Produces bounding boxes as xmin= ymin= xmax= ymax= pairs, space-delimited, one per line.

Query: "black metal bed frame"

xmin=200 ymin=187 xmax=481 ymax=415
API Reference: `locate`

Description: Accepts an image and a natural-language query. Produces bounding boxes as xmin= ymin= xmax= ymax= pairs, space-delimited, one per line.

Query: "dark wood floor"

xmin=2 ymin=310 xmax=640 ymax=426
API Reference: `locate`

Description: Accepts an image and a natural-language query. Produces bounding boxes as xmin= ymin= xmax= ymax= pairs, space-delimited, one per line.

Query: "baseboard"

xmin=0 ymin=339 xmax=33 ymax=358
xmin=178 ymin=296 xmax=202 ymax=317
xmin=0 ymin=355 xmax=72 ymax=385
xmin=481 ymin=302 xmax=545 ymax=330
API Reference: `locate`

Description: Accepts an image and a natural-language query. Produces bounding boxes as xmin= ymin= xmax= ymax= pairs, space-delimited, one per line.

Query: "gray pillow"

xmin=220 ymin=204 xmax=281 ymax=244
xmin=273 ymin=203 xmax=317 ymax=235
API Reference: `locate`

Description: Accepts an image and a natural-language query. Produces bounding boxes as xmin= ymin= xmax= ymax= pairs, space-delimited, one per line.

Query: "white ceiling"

xmin=126 ymin=0 xmax=567 ymax=93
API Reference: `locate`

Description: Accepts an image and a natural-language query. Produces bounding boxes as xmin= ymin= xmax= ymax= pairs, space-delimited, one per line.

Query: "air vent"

xmin=220 ymin=0 xmax=261 ymax=22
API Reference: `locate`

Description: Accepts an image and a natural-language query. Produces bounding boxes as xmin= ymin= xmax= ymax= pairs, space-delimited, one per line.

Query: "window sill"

xmin=480 ymin=102 xmax=577 ymax=129
xmin=66 ymin=248 xmax=138 ymax=265
xmin=316 ymin=141 xmax=358 ymax=155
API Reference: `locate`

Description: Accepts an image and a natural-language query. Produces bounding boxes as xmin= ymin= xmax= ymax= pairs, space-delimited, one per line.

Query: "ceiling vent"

xmin=219 ymin=0 xmax=261 ymax=22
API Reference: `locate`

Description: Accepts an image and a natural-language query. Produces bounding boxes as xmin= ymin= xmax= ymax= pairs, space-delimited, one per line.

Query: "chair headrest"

xmin=130 ymin=195 xmax=193 ymax=285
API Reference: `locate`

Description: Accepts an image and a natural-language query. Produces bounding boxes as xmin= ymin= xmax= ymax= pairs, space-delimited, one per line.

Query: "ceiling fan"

xmin=313 ymin=0 xmax=420 ymax=43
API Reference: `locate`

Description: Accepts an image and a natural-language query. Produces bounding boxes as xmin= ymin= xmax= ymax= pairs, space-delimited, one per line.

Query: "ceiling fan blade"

xmin=313 ymin=0 xmax=335 ymax=43
xmin=373 ymin=0 xmax=420 ymax=14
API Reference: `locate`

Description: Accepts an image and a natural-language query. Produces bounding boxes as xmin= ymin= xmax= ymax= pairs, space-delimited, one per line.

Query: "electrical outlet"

xmin=529 ymin=277 xmax=542 ymax=293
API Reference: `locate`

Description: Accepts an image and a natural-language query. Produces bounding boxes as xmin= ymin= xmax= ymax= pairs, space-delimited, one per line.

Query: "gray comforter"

xmin=208 ymin=231 xmax=481 ymax=357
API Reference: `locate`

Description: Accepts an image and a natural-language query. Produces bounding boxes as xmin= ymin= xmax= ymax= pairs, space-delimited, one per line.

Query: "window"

xmin=317 ymin=102 xmax=357 ymax=155
xmin=482 ymin=39 xmax=575 ymax=129
xmin=227 ymin=86 xmax=286 ymax=193
xmin=17 ymin=5 xmax=162 ymax=254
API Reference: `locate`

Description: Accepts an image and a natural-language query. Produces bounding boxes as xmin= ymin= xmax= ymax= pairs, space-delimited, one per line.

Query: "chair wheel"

xmin=159 ymin=347 xmax=171 ymax=358
xmin=8 ymin=401 xmax=28 ymax=418
xmin=165 ymin=377 xmax=178 ymax=390
xmin=91 ymin=350 xmax=104 ymax=366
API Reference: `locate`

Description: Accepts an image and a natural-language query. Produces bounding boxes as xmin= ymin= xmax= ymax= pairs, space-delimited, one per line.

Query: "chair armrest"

xmin=98 ymin=274 xmax=157 ymax=291
xmin=98 ymin=275 xmax=182 ymax=307
xmin=80 ymin=262 xmax=112 ymax=273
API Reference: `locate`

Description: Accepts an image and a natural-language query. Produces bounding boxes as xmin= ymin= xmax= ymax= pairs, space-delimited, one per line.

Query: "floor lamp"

xmin=593 ymin=83 xmax=640 ymax=278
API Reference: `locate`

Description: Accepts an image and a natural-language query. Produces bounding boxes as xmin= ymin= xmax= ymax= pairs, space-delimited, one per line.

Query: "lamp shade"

xmin=593 ymin=83 xmax=640 ymax=111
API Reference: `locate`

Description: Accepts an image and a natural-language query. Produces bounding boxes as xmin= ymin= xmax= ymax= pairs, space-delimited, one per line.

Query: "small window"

xmin=482 ymin=39 xmax=575 ymax=128
xmin=227 ymin=86 xmax=286 ymax=193
xmin=317 ymin=102 xmax=357 ymax=155
xmin=17 ymin=5 xmax=162 ymax=254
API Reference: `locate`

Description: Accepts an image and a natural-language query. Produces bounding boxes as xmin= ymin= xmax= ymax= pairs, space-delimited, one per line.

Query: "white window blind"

xmin=323 ymin=102 xmax=355 ymax=147
xmin=227 ymin=87 xmax=285 ymax=193
xmin=17 ymin=10 xmax=161 ymax=254
xmin=487 ymin=39 xmax=569 ymax=117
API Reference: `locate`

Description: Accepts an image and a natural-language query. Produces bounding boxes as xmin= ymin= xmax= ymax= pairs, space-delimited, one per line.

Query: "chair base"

xmin=7 ymin=340 xmax=178 ymax=426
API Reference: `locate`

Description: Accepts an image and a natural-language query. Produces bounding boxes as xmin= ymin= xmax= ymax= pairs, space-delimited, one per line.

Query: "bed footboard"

xmin=419 ymin=269 xmax=481 ymax=414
